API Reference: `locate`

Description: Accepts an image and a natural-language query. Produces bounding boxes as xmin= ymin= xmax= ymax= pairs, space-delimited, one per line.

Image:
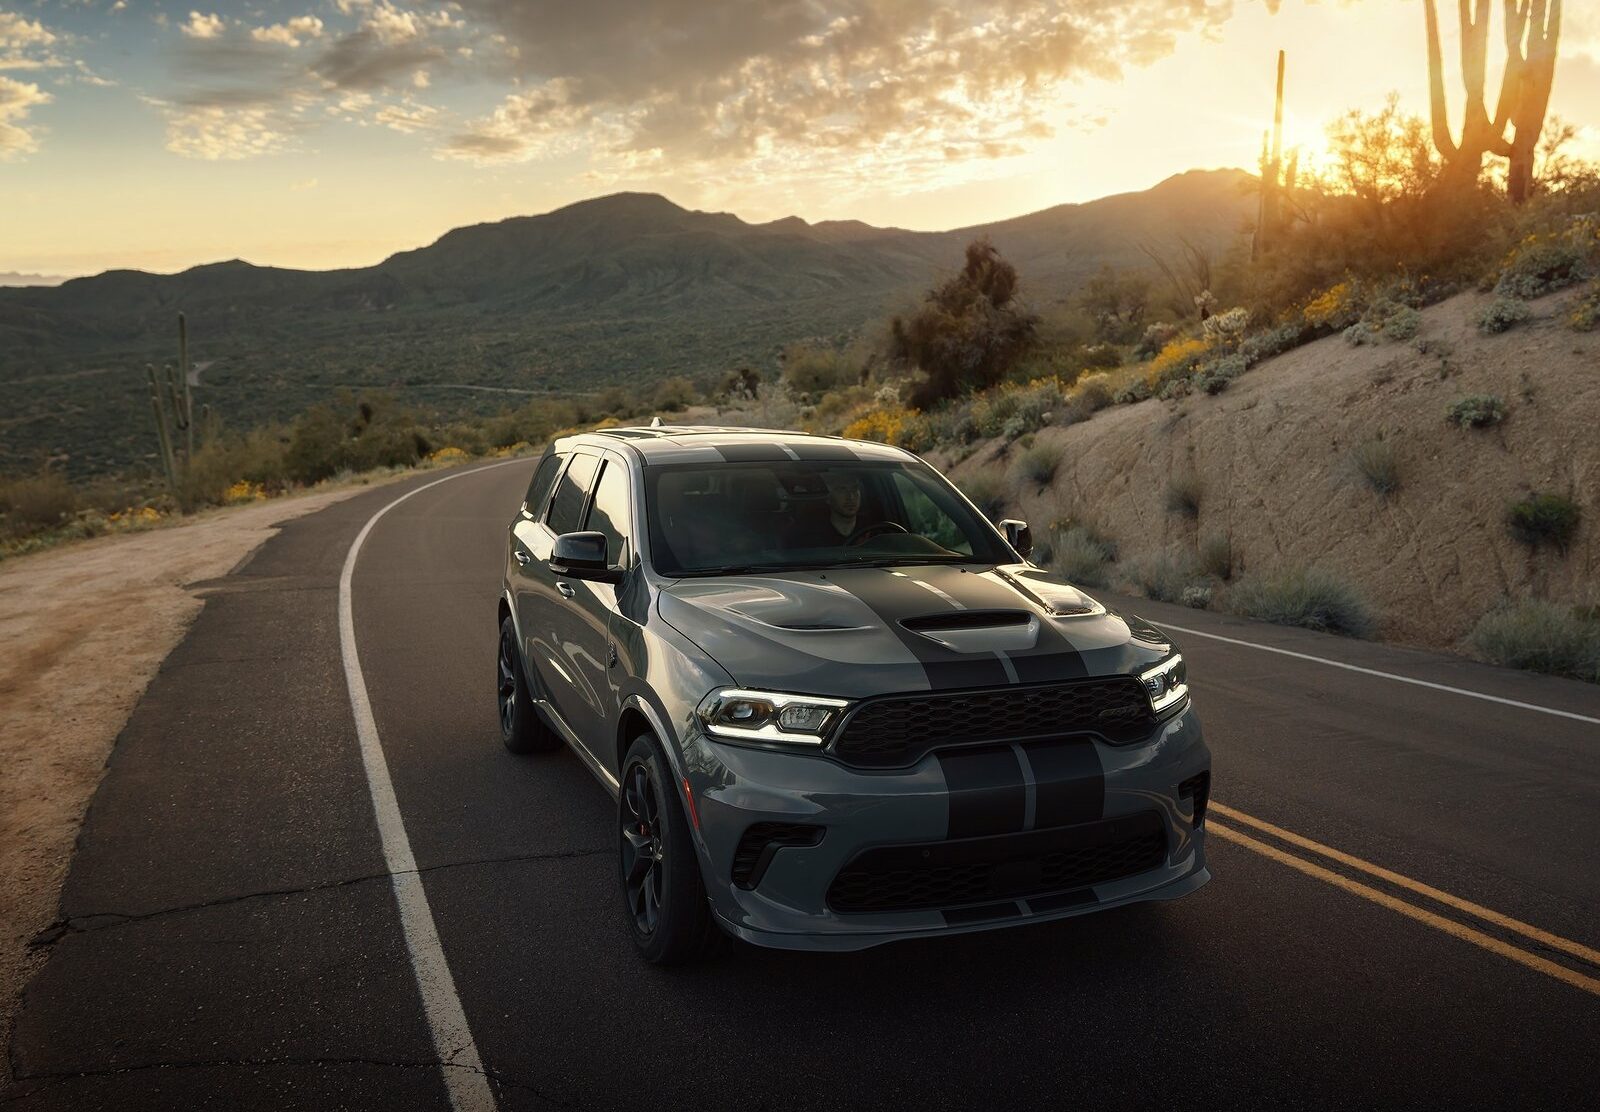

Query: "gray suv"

xmin=498 ymin=426 xmax=1210 ymax=962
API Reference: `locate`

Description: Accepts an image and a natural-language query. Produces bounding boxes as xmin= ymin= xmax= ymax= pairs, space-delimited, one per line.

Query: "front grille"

xmin=827 ymin=812 xmax=1168 ymax=914
xmin=1179 ymin=771 xmax=1210 ymax=829
xmin=832 ymin=677 xmax=1155 ymax=767
xmin=730 ymin=822 xmax=824 ymax=889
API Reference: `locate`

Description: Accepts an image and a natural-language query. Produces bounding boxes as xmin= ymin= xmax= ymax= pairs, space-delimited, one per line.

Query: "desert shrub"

xmin=1343 ymin=321 xmax=1378 ymax=346
xmin=1146 ymin=337 xmax=1211 ymax=392
xmin=0 ymin=469 xmax=77 ymax=532
xmin=1381 ymin=305 xmax=1423 ymax=340
xmin=1465 ymin=601 xmax=1600 ymax=683
xmin=1198 ymin=533 xmax=1233 ymax=580
xmin=841 ymin=407 xmax=916 ymax=446
xmin=781 ymin=343 xmax=860 ymax=399
xmin=1238 ymin=321 xmax=1310 ymax=366
xmin=1567 ymin=280 xmax=1600 ymax=331
xmin=1194 ymin=354 xmax=1247 ymax=394
xmin=651 ymin=375 xmax=698 ymax=411
xmin=1230 ymin=566 xmax=1377 ymax=638
xmin=1350 ymin=437 xmax=1401 ymax=495
xmin=1050 ymin=524 xmax=1116 ymax=587
xmin=1071 ymin=373 xmax=1114 ymax=414
xmin=1201 ymin=307 xmax=1251 ymax=349
xmin=1181 ymin=584 xmax=1214 ymax=609
xmin=1479 ymin=296 xmax=1533 ymax=333
xmin=284 ymin=394 xmax=431 ymax=484
xmin=1302 ymin=281 xmax=1364 ymax=331
xmin=1493 ymin=219 xmax=1599 ymax=298
xmin=1506 ymin=492 xmax=1581 ymax=550
xmin=1447 ymin=394 xmax=1508 ymax=429
xmin=891 ymin=240 xmax=1038 ymax=408
xmin=1014 ymin=442 xmax=1063 ymax=487
xmin=1134 ymin=321 xmax=1182 ymax=360
xmin=1126 ymin=552 xmax=1198 ymax=603
xmin=1114 ymin=377 xmax=1153 ymax=405
xmin=958 ymin=469 xmax=1008 ymax=519
xmin=1165 ymin=471 xmax=1203 ymax=517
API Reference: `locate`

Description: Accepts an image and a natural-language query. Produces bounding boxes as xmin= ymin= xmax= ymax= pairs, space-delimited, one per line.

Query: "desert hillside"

xmin=940 ymin=288 xmax=1598 ymax=650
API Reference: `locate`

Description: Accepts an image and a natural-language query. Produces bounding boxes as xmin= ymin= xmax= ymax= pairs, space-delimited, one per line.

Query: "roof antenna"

xmin=650 ymin=415 xmax=663 ymax=427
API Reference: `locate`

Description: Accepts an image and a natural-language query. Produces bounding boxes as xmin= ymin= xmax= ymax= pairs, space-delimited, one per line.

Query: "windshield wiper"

xmin=823 ymin=554 xmax=977 ymax=569
xmin=674 ymin=562 xmax=820 ymax=578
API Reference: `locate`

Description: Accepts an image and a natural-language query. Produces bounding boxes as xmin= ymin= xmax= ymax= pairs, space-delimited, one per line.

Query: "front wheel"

xmin=619 ymin=734 xmax=724 ymax=964
xmin=498 ymin=615 xmax=559 ymax=754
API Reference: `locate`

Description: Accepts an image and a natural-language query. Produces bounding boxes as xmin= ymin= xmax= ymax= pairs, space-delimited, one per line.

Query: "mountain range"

xmin=0 ymin=168 xmax=1256 ymax=475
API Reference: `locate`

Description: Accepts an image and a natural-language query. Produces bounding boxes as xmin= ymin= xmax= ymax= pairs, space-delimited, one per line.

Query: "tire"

xmin=498 ymin=614 xmax=559 ymax=754
xmin=618 ymin=734 xmax=725 ymax=964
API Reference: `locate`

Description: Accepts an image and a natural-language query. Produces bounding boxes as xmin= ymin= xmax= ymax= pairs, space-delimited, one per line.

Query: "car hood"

xmin=657 ymin=563 xmax=1171 ymax=699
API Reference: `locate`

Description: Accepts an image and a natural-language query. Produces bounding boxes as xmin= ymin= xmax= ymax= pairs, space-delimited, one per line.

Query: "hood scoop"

xmin=900 ymin=610 xmax=1040 ymax=653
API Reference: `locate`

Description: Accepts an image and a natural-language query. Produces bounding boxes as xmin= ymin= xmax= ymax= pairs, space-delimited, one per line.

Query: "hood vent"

xmin=901 ymin=609 xmax=1030 ymax=632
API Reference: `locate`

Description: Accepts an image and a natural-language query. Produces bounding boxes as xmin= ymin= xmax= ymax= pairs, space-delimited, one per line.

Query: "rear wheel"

xmin=498 ymin=614 xmax=558 ymax=754
xmin=619 ymin=734 xmax=724 ymax=964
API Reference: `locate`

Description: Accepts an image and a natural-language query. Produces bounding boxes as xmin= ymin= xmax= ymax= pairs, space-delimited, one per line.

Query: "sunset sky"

xmin=2 ymin=1 xmax=1597 ymax=277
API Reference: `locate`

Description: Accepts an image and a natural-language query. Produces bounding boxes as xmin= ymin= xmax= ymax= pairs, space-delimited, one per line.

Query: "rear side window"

xmin=585 ymin=459 xmax=632 ymax=565
xmin=547 ymin=453 xmax=599 ymax=534
xmin=524 ymin=453 xmax=562 ymax=518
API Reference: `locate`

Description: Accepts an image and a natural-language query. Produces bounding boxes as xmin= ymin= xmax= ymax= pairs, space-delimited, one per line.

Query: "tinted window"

xmin=547 ymin=453 xmax=599 ymax=534
xmin=524 ymin=453 xmax=562 ymax=518
xmin=585 ymin=459 xmax=632 ymax=565
xmin=644 ymin=459 xmax=1008 ymax=576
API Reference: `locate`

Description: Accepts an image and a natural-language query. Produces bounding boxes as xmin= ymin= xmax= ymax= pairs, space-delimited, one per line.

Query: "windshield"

xmin=644 ymin=459 xmax=1013 ymax=577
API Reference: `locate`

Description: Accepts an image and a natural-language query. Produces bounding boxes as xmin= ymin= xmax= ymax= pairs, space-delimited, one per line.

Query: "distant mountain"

xmin=0 ymin=272 xmax=70 ymax=288
xmin=0 ymin=169 xmax=1256 ymax=475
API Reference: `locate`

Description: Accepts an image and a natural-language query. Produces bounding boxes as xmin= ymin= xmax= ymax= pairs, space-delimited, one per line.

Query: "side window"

xmin=547 ymin=453 xmax=599 ymax=534
xmin=890 ymin=472 xmax=972 ymax=554
xmin=524 ymin=453 xmax=563 ymax=519
xmin=585 ymin=459 xmax=632 ymax=565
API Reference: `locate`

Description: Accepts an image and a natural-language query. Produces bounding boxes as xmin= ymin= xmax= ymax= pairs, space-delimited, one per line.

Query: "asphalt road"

xmin=6 ymin=460 xmax=1598 ymax=1110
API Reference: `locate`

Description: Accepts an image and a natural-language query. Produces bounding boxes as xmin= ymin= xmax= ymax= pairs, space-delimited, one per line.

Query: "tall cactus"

xmin=1504 ymin=0 xmax=1562 ymax=204
xmin=146 ymin=313 xmax=196 ymax=499
xmin=1253 ymin=50 xmax=1288 ymax=260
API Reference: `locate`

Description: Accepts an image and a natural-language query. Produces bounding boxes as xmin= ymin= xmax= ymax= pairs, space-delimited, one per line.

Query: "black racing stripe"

xmin=1023 ymin=737 xmax=1105 ymax=828
xmin=710 ymin=442 xmax=791 ymax=462
xmin=942 ymin=901 xmax=1020 ymax=925
xmin=788 ymin=441 xmax=858 ymax=460
xmin=938 ymin=745 xmax=1026 ymax=838
xmin=898 ymin=567 xmax=1090 ymax=684
xmin=834 ymin=569 xmax=1012 ymax=690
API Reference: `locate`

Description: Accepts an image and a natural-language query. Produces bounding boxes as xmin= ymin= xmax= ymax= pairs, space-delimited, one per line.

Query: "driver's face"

xmin=826 ymin=476 xmax=861 ymax=516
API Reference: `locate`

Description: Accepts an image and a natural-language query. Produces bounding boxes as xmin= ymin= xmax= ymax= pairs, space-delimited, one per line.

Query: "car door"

xmin=554 ymin=450 xmax=637 ymax=752
xmin=511 ymin=449 xmax=600 ymax=734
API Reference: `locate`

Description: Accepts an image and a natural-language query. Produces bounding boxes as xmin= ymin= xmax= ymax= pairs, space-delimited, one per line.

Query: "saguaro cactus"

xmin=1254 ymin=50 xmax=1288 ymax=259
xmin=146 ymin=313 xmax=196 ymax=498
xmin=1504 ymin=0 xmax=1562 ymax=204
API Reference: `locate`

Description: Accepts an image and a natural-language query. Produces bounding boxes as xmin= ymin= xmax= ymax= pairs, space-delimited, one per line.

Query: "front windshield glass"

xmin=644 ymin=459 xmax=1012 ymax=577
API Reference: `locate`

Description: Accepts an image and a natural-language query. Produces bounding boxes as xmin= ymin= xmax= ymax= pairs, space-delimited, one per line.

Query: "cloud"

xmin=440 ymin=1 xmax=1237 ymax=171
xmin=251 ymin=16 xmax=326 ymax=48
xmin=1 ymin=8 xmax=66 ymax=71
xmin=161 ymin=103 xmax=289 ymax=159
xmin=181 ymin=12 xmax=225 ymax=41
xmin=0 ymin=73 xmax=52 ymax=158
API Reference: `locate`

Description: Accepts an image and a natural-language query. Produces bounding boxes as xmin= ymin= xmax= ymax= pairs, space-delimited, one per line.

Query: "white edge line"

xmin=339 ymin=460 xmax=527 ymax=1112
xmin=1157 ymin=620 xmax=1600 ymax=726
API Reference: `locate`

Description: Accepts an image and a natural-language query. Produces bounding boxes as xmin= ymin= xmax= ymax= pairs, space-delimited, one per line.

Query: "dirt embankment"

xmin=0 ymin=483 xmax=389 ymax=1040
xmin=944 ymin=289 xmax=1598 ymax=649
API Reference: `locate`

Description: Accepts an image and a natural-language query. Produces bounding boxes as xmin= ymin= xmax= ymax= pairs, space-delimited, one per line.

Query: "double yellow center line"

xmin=1206 ymin=802 xmax=1600 ymax=998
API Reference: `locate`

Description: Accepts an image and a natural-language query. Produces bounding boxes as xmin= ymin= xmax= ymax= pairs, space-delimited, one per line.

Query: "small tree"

xmin=1078 ymin=265 xmax=1150 ymax=342
xmin=891 ymin=239 xmax=1037 ymax=408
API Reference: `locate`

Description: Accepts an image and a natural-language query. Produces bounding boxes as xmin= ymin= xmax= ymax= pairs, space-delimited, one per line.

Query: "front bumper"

xmin=682 ymin=704 xmax=1211 ymax=952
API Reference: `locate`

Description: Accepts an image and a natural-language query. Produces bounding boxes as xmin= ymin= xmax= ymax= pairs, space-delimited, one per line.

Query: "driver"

xmin=784 ymin=471 xmax=868 ymax=548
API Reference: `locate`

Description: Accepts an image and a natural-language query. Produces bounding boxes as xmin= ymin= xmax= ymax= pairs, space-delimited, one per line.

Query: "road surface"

xmin=6 ymin=460 xmax=1597 ymax=1110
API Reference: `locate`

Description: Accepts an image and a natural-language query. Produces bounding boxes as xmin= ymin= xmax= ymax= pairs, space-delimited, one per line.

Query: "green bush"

xmin=1507 ymin=492 xmax=1581 ymax=550
xmin=1566 ymin=281 xmax=1600 ymax=331
xmin=1465 ymin=601 xmax=1600 ymax=683
xmin=958 ymin=469 xmax=1007 ymax=519
xmin=1494 ymin=223 xmax=1597 ymax=298
xmin=1381 ymin=305 xmax=1423 ymax=340
xmin=1479 ymin=297 xmax=1532 ymax=334
xmin=1447 ymin=394 xmax=1508 ymax=429
xmin=781 ymin=343 xmax=859 ymax=400
xmin=1343 ymin=321 xmax=1378 ymax=346
xmin=1230 ymin=566 xmax=1377 ymax=638
xmin=1238 ymin=321 xmax=1308 ymax=366
xmin=1198 ymin=533 xmax=1233 ymax=580
xmin=1014 ymin=442 xmax=1063 ymax=487
xmin=1350 ymin=438 xmax=1401 ymax=495
xmin=1126 ymin=553 xmax=1198 ymax=603
xmin=1195 ymin=354 xmax=1247 ymax=394
xmin=1165 ymin=471 xmax=1203 ymax=518
xmin=1050 ymin=524 xmax=1116 ymax=587
xmin=0 ymin=469 xmax=77 ymax=533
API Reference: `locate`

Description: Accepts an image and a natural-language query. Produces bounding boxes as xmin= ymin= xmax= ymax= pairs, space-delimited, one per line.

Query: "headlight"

xmin=1138 ymin=654 xmax=1189 ymax=716
xmin=696 ymin=688 xmax=850 ymax=746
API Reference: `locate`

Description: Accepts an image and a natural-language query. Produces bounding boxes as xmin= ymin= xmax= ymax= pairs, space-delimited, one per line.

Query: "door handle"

xmin=556 ymin=581 xmax=576 ymax=599
xmin=513 ymin=549 xmax=531 ymax=567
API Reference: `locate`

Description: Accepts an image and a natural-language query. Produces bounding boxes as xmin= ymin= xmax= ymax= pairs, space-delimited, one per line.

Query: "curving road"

xmin=6 ymin=460 xmax=1598 ymax=1110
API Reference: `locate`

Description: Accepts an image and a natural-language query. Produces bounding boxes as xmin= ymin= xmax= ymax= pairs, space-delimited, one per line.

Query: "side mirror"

xmin=999 ymin=518 xmax=1033 ymax=559
xmin=550 ymin=531 xmax=623 ymax=583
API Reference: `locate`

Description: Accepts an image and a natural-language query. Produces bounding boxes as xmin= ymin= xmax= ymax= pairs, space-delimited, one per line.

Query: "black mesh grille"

xmin=831 ymin=677 xmax=1155 ymax=767
xmin=730 ymin=822 xmax=824 ymax=890
xmin=827 ymin=812 xmax=1168 ymax=914
xmin=1179 ymin=771 xmax=1210 ymax=829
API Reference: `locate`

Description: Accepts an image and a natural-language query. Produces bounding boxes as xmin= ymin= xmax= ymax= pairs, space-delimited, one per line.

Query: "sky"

xmin=1 ymin=1 xmax=1597 ymax=277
